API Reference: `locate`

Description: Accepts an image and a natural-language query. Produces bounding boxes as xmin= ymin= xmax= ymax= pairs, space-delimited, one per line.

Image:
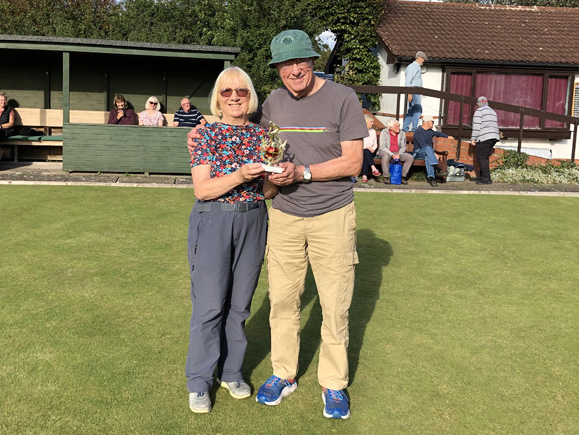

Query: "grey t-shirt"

xmin=253 ymin=80 xmax=367 ymax=217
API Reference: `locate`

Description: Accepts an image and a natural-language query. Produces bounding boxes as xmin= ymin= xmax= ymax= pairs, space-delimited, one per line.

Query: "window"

xmin=446 ymin=70 xmax=572 ymax=130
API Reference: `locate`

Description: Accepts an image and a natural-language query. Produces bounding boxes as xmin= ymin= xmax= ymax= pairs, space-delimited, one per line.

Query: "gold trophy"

xmin=260 ymin=121 xmax=287 ymax=174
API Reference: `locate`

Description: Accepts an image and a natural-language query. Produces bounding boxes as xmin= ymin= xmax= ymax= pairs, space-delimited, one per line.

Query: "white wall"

xmin=377 ymin=46 xmax=442 ymax=122
xmin=376 ymin=47 xmax=578 ymax=160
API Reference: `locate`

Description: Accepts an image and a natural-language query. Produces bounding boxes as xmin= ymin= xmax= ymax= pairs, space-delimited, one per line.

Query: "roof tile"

xmin=376 ymin=1 xmax=579 ymax=65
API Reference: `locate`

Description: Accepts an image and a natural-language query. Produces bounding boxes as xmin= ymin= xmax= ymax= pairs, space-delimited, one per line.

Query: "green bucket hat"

xmin=269 ymin=29 xmax=321 ymax=67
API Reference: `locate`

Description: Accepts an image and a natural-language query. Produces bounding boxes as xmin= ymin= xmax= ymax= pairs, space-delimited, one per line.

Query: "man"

xmin=253 ymin=30 xmax=366 ymax=419
xmin=378 ymin=119 xmax=414 ymax=185
xmin=402 ymin=51 xmax=427 ymax=132
xmin=173 ymin=98 xmax=206 ymax=128
xmin=470 ymin=96 xmax=499 ymax=185
xmin=412 ymin=115 xmax=453 ymax=187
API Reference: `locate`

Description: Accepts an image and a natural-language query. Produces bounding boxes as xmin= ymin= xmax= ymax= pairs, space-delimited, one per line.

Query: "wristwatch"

xmin=303 ymin=165 xmax=312 ymax=183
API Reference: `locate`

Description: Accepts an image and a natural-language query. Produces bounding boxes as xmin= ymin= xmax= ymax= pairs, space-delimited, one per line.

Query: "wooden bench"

xmin=1 ymin=108 xmax=218 ymax=163
xmin=373 ymin=132 xmax=448 ymax=182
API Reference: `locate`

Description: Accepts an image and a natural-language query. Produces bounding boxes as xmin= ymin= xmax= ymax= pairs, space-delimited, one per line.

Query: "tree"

xmin=201 ymin=0 xmax=323 ymax=99
xmin=0 ymin=0 xmax=384 ymax=104
xmin=308 ymin=0 xmax=383 ymax=109
xmin=0 ymin=0 xmax=119 ymax=38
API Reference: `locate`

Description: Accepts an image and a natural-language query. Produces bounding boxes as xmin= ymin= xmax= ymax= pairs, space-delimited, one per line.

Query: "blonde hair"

xmin=0 ymin=92 xmax=7 ymax=99
xmin=209 ymin=67 xmax=258 ymax=118
xmin=113 ymin=94 xmax=127 ymax=109
xmin=146 ymin=96 xmax=161 ymax=111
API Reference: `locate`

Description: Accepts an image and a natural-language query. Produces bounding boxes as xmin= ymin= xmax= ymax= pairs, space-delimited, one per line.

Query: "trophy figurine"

xmin=260 ymin=121 xmax=287 ymax=174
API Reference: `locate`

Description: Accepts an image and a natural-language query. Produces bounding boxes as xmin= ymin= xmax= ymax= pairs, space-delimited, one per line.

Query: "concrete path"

xmin=2 ymin=162 xmax=579 ymax=197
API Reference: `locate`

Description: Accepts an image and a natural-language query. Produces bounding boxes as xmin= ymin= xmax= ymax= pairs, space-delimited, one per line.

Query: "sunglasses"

xmin=149 ymin=101 xmax=158 ymax=105
xmin=278 ymin=59 xmax=313 ymax=73
xmin=219 ymin=88 xmax=249 ymax=98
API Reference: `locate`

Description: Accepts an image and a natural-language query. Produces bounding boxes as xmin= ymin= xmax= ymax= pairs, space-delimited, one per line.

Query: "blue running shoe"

xmin=322 ymin=388 xmax=350 ymax=419
xmin=256 ymin=375 xmax=297 ymax=406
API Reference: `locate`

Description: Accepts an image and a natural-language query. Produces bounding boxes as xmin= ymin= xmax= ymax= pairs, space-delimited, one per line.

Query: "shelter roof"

xmin=0 ymin=34 xmax=240 ymax=60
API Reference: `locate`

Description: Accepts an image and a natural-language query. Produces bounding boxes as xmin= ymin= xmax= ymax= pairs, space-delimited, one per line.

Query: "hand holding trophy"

xmin=260 ymin=121 xmax=287 ymax=174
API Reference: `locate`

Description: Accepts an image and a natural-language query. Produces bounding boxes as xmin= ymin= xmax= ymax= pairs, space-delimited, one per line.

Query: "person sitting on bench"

xmin=378 ymin=119 xmax=414 ymax=185
xmin=0 ymin=92 xmax=16 ymax=140
xmin=412 ymin=116 xmax=452 ymax=187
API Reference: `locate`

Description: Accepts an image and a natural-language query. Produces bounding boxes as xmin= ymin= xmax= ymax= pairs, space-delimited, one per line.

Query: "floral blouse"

xmin=191 ymin=122 xmax=267 ymax=203
xmin=139 ymin=110 xmax=164 ymax=126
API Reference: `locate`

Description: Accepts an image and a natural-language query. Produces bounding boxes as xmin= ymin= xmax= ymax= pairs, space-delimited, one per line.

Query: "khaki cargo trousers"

xmin=266 ymin=201 xmax=358 ymax=390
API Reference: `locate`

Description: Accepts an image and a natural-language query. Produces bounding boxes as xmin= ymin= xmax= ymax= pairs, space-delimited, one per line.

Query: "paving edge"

xmin=2 ymin=180 xmax=578 ymax=197
xmin=354 ymin=187 xmax=579 ymax=197
xmin=0 ymin=180 xmax=191 ymax=188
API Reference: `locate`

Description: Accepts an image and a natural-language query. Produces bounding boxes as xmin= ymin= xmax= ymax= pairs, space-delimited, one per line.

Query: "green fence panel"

xmin=63 ymin=124 xmax=191 ymax=174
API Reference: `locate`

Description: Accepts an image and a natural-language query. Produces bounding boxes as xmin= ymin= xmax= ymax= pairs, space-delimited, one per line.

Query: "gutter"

xmin=396 ymin=56 xmax=579 ymax=70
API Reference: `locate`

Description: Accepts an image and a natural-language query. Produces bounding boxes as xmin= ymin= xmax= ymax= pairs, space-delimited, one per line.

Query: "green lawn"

xmin=1 ymin=186 xmax=578 ymax=434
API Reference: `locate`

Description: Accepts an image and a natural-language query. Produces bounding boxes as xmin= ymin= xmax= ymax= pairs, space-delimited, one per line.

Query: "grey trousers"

xmin=185 ymin=200 xmax=267 ymax=393
xmin=381 ymin=152 xmax=414 ymax=177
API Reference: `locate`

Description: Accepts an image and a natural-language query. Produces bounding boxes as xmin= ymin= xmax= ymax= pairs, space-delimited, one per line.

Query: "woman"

xmin=138 ymin=96 xmax=164 ymax=126
xmin=378 ymin=119 xmax=414 ymax=185
xmin=107 ymin=94 xmax=136 ymax=125
xmin=0 ymin=92 xmax=16 ymax=140
xmin=186 ymin=67 xmax=277 ymax=414
xmin=360 ymin=114 xmax=380 ymax=182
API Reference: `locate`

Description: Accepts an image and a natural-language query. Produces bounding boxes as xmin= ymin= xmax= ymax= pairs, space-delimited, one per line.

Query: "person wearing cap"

xmin=470 ymin=96 xmax=499 ymax=185
xmin=412 ymin=115 xmax=453 ymax=187
xmin=248 ymin=29 xmax=367 ymax=420
xmin=402 ymin=51 xmax=427 ymax=132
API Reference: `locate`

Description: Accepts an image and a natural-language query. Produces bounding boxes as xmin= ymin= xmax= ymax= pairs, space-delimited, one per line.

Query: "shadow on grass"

xmin=242 ymin=228 xmax=390 ymax=386
xmin=349 ymin=229 xmax=390 ymax=383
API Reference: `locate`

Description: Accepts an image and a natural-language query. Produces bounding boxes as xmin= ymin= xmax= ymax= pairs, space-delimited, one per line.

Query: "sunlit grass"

xmin=1 ymin=186 xmax=577 ymax=434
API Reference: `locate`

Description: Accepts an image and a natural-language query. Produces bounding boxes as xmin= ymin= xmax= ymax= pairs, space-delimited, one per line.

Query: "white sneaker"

xmin=189 ymin=392 xmax=211 ymax=413
xmin=218 ymin=378 xmax=251 ymax=399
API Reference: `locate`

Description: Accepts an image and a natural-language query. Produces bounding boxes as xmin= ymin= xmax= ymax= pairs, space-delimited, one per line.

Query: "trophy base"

xmin=262 ymin=164 xmax=283 ymax=174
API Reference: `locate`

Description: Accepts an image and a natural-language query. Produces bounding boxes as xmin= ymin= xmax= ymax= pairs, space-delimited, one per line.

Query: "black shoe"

xmin=476 ymin=180 xmax=493 ymax=185
xmin=428 ymin=178 xmax=438 ymax=187
xmin=401 ymin=178 xmax=408 ymax=185
xmin=383 ymin=178 xmax=390 ymax=185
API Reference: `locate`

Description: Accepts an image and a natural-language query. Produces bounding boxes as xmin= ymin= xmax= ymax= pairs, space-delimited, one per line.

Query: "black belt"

xmin=196 ymin=201 xmax=263 ymax=212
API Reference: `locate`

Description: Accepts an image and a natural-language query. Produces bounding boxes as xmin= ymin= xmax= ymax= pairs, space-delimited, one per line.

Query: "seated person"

xmin=378 ymin=119 xmax=414 ymax=185
xmin=173 ymin=98 xmax=206 ymax=128
xmin=108 ymin=94 xmax=136 ymax=125
xmin=139 ymin=96 xmax=164 ymax=126
xmin=0 ymin=92 xmax=16 ymax=140
xmin=412 ymin=115 xmax=453 ymax=187
xmin=360 ymin=114 xmax=380 ymax=183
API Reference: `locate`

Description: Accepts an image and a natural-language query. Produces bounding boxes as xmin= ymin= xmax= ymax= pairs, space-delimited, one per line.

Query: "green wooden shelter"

xmin=0 ymin=34 xmax=240 ymax=173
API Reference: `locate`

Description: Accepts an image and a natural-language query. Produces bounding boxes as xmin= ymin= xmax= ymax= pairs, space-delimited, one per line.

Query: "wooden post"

xmin=572 ymin=122 xmax=577 ymax=162
xmin=456 ymin=96 xmax=464 ymax=160
xmin=396 ymin=93 xmax=400 ymax=121
xmin=517 ymin=108 xmax=524 ymax=153
xmin=63 ymin=52 xmax=70 ymax=124
xmin=44 ymin=66 xmax=51 ymax=109
xmin=104 ymin=69 xmax=110 ymax=111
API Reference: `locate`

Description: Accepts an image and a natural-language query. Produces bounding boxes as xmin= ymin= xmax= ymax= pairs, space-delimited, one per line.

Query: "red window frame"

xmin=444 ymin=68 xmax=573 ymax=131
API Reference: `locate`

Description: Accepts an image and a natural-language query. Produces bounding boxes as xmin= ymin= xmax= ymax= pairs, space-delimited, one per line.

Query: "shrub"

xmin=492 ymin=150 xmax=579 ymax=184
xmin=498 ymin=150 xmax=529 ymax=169
xmin=408 ymin=168 xmax=427 ymax=182
xmin=492 ymin=167 xmax=579 ymax=184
